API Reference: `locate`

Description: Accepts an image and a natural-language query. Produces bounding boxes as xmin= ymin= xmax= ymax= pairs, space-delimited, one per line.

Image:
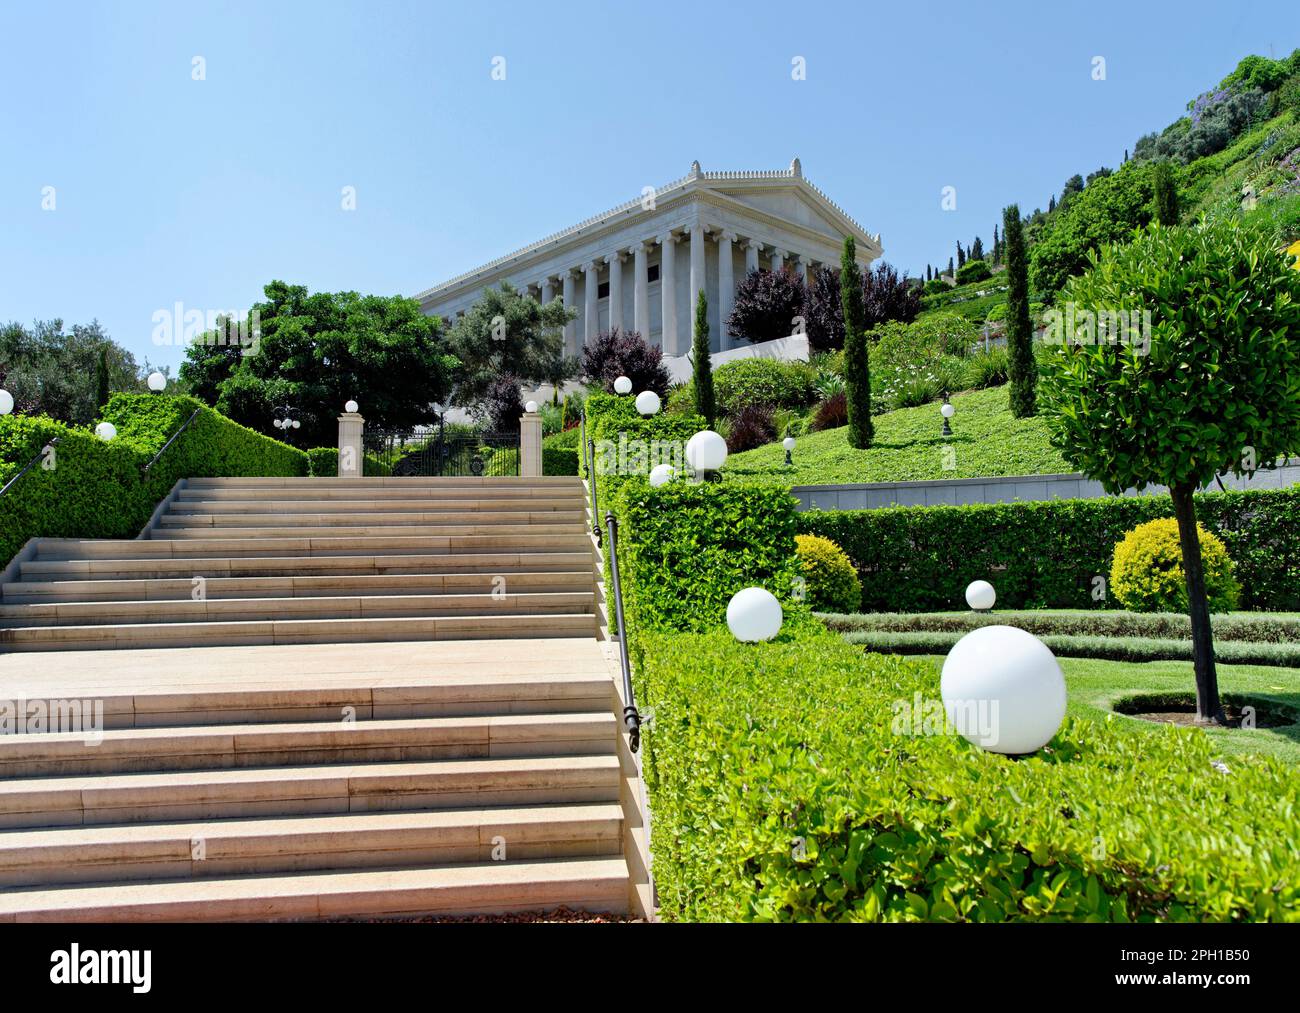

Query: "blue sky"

xmin=1 ymin=0 xmax=1295 ymax=370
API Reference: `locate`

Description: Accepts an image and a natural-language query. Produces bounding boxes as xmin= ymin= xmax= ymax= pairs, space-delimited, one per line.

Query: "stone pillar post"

xmin=584 ymin=261 xmax=600 ymax=347
xmin=337 ymin=410 xmax=364 ymax=479
xmin=541 ymin=278 xmax=554 ymax=304
xmin=561 ymin=269 xmax=577 ymax=355
xmin=633 ymin=242 xmax=650 ymax=338
xmin=744 ymin=239 xmax=760 ymax=275
xmin=520 ymin=406 xmax=542 ymax=477
xmin=718 ymin=231 xmax=736 ymax=350
xmin=689 ymin=224 xmax=706 ymax=339
xmin=771 ymin=247 xmax=787 ymax=272
xmin=794 ymin=256 xmax=808 ymax=283
xmin=606 ymin=252 xmax=624 ymax=333
xmin=659 ymin=232 xmax=678 ymax=354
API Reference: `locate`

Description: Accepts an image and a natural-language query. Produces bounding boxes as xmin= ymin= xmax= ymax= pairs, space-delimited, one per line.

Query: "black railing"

xmin=587 ymin=422 xmax=602 ymax=544
xmin=367 ymin=428 xmax=520 ymax=477
xmin=142 ymin=408 xmax=202 ymax=477
xmin=604 ymin=510 xmax=642 ymax=752
xmin=0 ymin=437 xmax=60 ymax=500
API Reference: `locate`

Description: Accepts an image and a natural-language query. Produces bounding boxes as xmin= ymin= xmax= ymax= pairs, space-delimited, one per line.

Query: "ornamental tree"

xmin=726 ymin=267 xmax=806 ymax=344
xmin=1038 ymin=219 xmax=1300 ymax=722
xmin=841 ymin=236 xmax=872 ymax=448
xmin=691 ymin=289 xmax=716 ymax=429
xmin=1003 ymin=203 xmax=1037 ymax=417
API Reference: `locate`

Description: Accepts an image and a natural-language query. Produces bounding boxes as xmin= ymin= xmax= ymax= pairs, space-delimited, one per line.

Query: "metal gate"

xmin=366 ymin=428 xmax=521 ymax=477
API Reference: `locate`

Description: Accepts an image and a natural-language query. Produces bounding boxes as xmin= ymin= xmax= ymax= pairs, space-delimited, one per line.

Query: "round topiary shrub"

xmin=1110 ymin=518 xmax=1239 ymax=613
xmin=795 ymin=534 xmax=862 ymax=613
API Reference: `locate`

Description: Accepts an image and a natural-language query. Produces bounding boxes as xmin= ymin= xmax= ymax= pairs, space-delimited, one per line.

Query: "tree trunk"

xmin=1170 ymin=481 xmax=1224 ymax=724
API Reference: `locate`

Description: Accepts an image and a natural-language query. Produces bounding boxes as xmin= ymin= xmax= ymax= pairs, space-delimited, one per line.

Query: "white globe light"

xmin=291 ymin=420 xmax=301 ymax=429
xmin=726 ymin=587 xmax=783 ymax=643
xmin=941 ymin=402 xmax=955 ymax=419
xmin=0 ymin=389 xmax=13 ymax=415
xmin=344 ymin=400 xmax=359 ymax=414
xmin=782 ymin=436 xmax=796 ymax=451
xmin=685 ymin=430 xmax=728 ymax=473
xmin=635 ymin=390 xmax=661 ymax=416
xmin=613 ymin=376 xmax=633 ymax=395
xmin=525 ymin=400 xmax=539 ymax=414
xmin=940 ymin=625 xmax=1067 ymax=755
xmin=147 ymin=371 xmax=167 ymax=392
xmin=965 ymin=579 xmax=996 ymax=611
xmin=273 ymin=419 xmax=283 ymax=429
xmin=94 ymin=421 xmax=117 ymax=442
xmin=648 ymin=464 xmax=675 ymax=487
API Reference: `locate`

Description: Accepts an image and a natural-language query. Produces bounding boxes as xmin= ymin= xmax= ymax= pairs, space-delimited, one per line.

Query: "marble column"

xmin=744 ymin=239 xmax=760 ymax=275
xmin=771 ymin=247 xmax=787 ymax=272
xmin=689 ymin=224 xmax=706 ymax=336
xmin=718 ymin=231 xmax=736 ymax=350
xmin=561 ymin=269 xmax=577 ymax=355
xmin=794 ymin=256 xmax=808 ymax=283
xmin=659 ymin=232 xmax=678 ymax=354
xmin=605 ymin=252 xmax=624 ymax=333
xmin=584 ymin=261 xmax=600 ymax=348
xmin=633 ymin=242 xmax=650 ymax=339
xmin=541 ymin=278 xmax=554 ymax=305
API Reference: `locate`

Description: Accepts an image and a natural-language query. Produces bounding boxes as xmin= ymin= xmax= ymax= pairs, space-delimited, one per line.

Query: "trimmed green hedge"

xmin=798 ymin=488 xmax=1300 ymax=613
xmin=638 ymin=624 xmax=1300 ymax=921
xmin=304 ymin=447 xmax=394 ymax=477
xmin=841 ymin=629 xmax=1300 ymax=667
xmin=820 ymin=609 xmax=1300 ymax=644
xmin=1 ymin=395 xmax=307 ymax=564
xmin=542 ymin=447 xmax=579 ymax=476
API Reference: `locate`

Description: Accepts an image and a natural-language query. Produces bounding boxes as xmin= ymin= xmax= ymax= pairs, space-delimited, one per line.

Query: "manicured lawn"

xmin=724 ymin=385 xmax=1070 ymax=484
xmin=908 ymin=654 xmax=1300 ymax=765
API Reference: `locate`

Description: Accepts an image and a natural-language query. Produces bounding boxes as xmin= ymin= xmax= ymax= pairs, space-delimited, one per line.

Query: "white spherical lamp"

xmin=0 ymin=389 xmax=13 ymax=415
xmin=782 ymin=437 xmax=796 ymax=452
xmin=648 ymin=463 xmax=675 ymax=487
xmin=273 ymin=419 xmax=284 ymax=429
xmin=525 ymin=400 xmax=538 ymax=414
xmin=147 ymin=371 xmax=167 ymax=392
xmin=635 ymin=390 xmax=661 ymax=416
xmin=941 ymin=402 xmax=955 ymax=419
xmin=726 ymin=587 xmax=783 ymax=643
xmin=685 ymin=430 xmax=728 ymax=473
xmin=344 ymin=400 xmax=359 ymax=414
xmin=93 ymin=421 xmax=117 ymax=442
xmin=965 ymin=580 xmax=996 ymax=612
xmin=291 ymin=420 xmax=301 ymax=429
xmin=613 ymin=376 xmax=633 ymax=395
xmin=940 ymin=625 xmax=1067 ymax=754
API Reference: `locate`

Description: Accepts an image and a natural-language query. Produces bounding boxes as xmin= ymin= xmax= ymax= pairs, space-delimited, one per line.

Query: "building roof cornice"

xmin=415 ymin=159 xmax=881 ymax=303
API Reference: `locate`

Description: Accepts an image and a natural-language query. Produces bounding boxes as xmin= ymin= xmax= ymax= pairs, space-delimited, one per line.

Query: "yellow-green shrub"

xmin=1110 ymin=517 xmax=1239 ymax=613
xmin=795 ymin=533 xmax=861 ymax=612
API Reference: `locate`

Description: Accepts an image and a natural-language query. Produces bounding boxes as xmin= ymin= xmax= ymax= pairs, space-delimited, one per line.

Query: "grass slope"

xmin=725 ymin=385 xmax=1070 ymax=485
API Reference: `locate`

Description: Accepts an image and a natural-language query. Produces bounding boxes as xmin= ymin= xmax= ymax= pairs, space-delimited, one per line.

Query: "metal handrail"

xmin=141 ymin=408 xmax=202 ymax=476
xmin=0 ymin=437 xmax=60 ymax=499
xmin=585 ymin=413 xmax=602 ymax=545
xmin=603 ymin=510 xmax=642 ymax=753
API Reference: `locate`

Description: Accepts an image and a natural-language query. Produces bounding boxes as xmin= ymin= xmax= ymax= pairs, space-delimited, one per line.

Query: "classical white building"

xmin=415 ymin=159 xmax=882 ymax=360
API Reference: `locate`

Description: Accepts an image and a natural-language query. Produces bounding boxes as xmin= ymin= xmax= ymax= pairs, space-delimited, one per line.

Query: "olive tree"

xmin=1039 ymin=220 xmax=1300 ymax=722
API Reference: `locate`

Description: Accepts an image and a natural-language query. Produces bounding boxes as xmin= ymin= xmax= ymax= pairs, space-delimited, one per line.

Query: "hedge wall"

xmin=0 ymin=395 xmax=307 ymax=565
xmin=542 ymin=447 xmax=578 ymax=476
xmin=798 ymin=488 xmax=1300 ymax=613
xmin=638 ymin=625 xmax=1300 ymax=921
xmin=305 ymin=446 xmax=394 ymax=477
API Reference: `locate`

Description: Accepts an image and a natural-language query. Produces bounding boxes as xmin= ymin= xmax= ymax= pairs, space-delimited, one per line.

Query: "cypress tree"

xmin=1153 ymin=160 xmax=1179 ymax=226
xmin=956 ymin=241 xmax=966 ymax=269
xmin=95 ymin=346 xmax=110 ymax=411
xmin=925 ymin=264 xmax=932 ymax=282
xmin=1048 ymin=193 xmax=1057 ymax=213
xmin=970 ymin=236 xmax=984 ymax=261
xmin=947 ymin=256 xmax=954 ymax=276
xmin=1003 ymin=204 xmax=1036 ymax=418
xmin=841 ymin=236 xmax=872 ymax=448
xmin=691 ymin=288 xmax=715 ymax=429
xmin=993 ymin=224 xmax=1001 ymax=264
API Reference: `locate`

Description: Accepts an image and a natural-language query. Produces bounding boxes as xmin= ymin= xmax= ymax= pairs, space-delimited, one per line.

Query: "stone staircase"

xmin=0 ymin=476 xmax=597 ymax=651
xmin=0 ymin=478 xmax=649 ymax=921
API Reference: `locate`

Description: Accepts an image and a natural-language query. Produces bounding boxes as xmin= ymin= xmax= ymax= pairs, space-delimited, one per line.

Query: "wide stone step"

xmin=0 ymin=754 xmax=622 ymax=829
xmin=0 ymin=856 xmax=629 ymax=921
xmin=0 ymin=804 xmax=625 ymax=887
xmin=4 ymin=570 xmax=593 ymax=603
xmin=0 ymin=612 xmax=596 ymax=651
xmin=166 ymin=506 xmax=586 ymax=522
xmin=154 ymin=521 xmax=589 ymax=539
xmin=19 ymin=552 xmax=593 ymax=582
xmin=172 ymin=493 xmax=586 ymax=509
xmin=34 ymin=533 xmax=593 ymax=560
xmin=187 ymin=477 xmax=580 ymax=490
xmin=0 ymin=712 xmax=617 ymax=777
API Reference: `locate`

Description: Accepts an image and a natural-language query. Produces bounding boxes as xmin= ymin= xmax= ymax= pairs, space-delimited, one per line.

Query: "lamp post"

xmin=783 ymin=436 xmax=795 ymax=466
xmin=941 ymin=394 xmax=954 ymax=437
